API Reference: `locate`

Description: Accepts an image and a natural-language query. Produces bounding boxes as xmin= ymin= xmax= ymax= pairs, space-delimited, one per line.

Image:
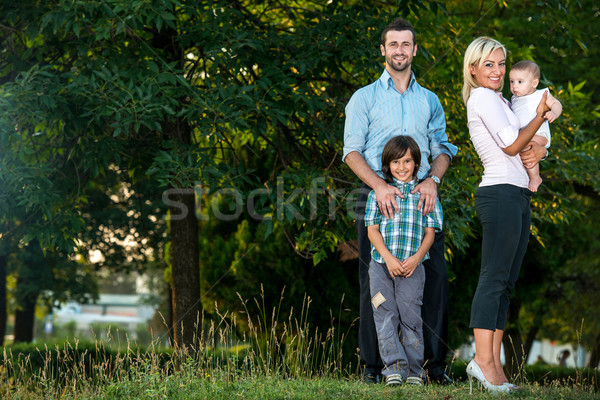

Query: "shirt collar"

xmin=392 ymin=177 xmax=417 ymax=191
xmin=380 ymin=69 xmax=416 ymax=91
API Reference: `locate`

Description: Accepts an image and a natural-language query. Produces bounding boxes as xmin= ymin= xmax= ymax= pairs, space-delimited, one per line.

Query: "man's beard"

xmin=387 ymin=55 xmax=411 ymax=72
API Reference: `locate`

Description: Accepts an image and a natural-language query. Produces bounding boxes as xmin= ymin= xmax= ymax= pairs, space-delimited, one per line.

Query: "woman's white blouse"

xmin=467 ymin=87 xmax=529 ymax=188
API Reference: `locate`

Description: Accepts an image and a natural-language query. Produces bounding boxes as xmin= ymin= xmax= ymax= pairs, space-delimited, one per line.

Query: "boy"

xmin=509 ymin=60 xmax=563 ymax=192
xmin=364 ymin=135 xmax=443 ymax=387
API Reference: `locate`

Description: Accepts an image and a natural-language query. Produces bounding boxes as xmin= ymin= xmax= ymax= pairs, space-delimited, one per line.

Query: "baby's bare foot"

xmin=529 ymin=176 xmax=543 ymax=192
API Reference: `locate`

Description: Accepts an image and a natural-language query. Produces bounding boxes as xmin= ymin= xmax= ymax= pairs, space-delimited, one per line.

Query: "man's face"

xmin=380 ymin=30 xmax=417 ymax=73
xmin=509 ymin=69 xmax=538 ymax=97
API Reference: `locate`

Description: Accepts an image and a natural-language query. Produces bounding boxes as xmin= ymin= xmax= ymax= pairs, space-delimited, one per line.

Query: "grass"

xmin=1 ymin=290 xmax=598 ymax=399
xmin=5 ymin=373 xmax=597 ymax=399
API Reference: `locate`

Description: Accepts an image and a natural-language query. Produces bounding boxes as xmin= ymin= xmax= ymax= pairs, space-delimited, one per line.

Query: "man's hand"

xmin=411 ymin=177 xmax=437 ymax=215
xmin=374 ymin=183 xmax=403 ymax=219
xmin=520 ymin=142 xmax=547 ymax=169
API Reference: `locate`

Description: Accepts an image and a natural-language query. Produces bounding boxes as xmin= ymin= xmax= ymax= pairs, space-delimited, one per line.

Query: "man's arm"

xmin=411 ymin=91 xmax=456 ymax=214
xmin=345 ymin=151 xmax=402 ymax=219
xmin=412 ymin=153 xmax=451 ymax=215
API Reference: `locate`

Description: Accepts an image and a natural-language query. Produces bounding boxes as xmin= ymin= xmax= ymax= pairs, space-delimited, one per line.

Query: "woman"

xmin=462 ymin=37 xmax=550 ymax=394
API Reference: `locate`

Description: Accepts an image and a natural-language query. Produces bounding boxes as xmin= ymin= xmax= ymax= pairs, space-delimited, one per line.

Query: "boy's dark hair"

xmin=381 ymin=18 xmax=417 ymax=46
xmin=511 ymin=60 xmax=541 ymax=80
xmin=381 ymin=135 xmax=421 ymax=182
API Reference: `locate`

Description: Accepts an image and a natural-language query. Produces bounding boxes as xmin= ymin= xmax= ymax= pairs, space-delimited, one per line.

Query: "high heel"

xmin=466 ymin=359 xmax=512 ymax=394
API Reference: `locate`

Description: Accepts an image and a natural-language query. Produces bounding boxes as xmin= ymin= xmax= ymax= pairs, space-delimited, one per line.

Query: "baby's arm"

xmin=401 ymin=227 xmax=435 ymax=278
xmin=544 ymin=91 xmax=562 ymax=123
xmin=367 ymin=224 xmax=403 ymax=278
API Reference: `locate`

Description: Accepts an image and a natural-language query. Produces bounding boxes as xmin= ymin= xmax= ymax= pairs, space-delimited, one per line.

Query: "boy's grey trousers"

xmin=369 ymin=259 xmax=425 ymax=379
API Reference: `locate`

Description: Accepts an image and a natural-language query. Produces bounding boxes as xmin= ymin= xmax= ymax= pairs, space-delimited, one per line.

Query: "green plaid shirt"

xmin=364 ymin=178 xmax=443 ymax=263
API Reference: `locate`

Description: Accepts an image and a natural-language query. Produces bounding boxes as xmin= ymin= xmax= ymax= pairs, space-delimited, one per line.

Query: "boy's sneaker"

xmin=385 ymin=374 xmax=403 ymax=387
xmin=406 ymin=376 xmax=424 ymax=386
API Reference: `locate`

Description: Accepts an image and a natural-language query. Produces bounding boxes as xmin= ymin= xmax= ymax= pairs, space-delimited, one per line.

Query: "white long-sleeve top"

xmin=467 ymin=87 xmax=529 ymax=188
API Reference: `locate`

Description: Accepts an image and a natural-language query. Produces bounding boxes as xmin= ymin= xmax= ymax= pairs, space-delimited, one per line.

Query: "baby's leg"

xmin=526 ymin=163 xmax=542 ymax=192
xmin=524 ymin=136 xmax=547 ymax=192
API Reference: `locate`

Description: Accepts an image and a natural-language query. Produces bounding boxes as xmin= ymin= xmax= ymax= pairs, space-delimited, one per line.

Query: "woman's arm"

xmin=502 ymin=92 xmax=551 ymax=156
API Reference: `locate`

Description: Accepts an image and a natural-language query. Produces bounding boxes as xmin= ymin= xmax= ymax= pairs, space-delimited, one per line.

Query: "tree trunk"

xmin=588 ymin=332 xmax=600 ymax=368
xmin=0 ymin=254 xmax=6 ymax=346
xmin=167 ymin=280 xmax=175 ymax=347
xmin=162 ymin=116 xmax=201 ymax=351
xmin=154 ymin=24 xmax=202 ymax=352
xmin=169 ymin=189 xmax=201 ymax=350
xmin=13 ymin=274 xmax=37 ymax=343
xmin=13 ymin=240 xmax=47 ymax=343
xmin=502 ymin=298 xmax=525 ymax=380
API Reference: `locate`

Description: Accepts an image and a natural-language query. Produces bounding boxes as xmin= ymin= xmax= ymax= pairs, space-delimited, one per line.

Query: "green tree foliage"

xmin=1 ymin=0 xmax=598 ymax=371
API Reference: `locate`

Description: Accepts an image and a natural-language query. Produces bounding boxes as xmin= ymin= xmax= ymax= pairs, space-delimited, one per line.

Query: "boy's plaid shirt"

xmin=364 ymin=178 xmax=443 ymax=263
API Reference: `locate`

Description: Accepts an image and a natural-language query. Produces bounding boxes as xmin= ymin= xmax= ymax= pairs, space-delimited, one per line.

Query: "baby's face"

xmin=509 ymin=69 xmax=538 ymax=97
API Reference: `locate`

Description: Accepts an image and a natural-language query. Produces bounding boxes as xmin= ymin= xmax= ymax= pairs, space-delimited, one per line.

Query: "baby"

xmin=509 ymin=60 xmax=562 ymax=192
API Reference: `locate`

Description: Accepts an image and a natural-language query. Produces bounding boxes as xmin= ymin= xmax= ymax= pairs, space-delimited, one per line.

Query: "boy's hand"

xmin=384 ymin=256 xmax=404 ymax=278
xmin=545 ymin=111 xmax=558 ymax=123
xmin=400 ymin=255 xmax=419 ymax=278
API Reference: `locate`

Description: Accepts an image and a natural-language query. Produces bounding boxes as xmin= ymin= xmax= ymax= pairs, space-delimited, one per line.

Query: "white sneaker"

xmin=406 ymin=376 xmax=424 ymax=386
xmin=385 ymin=374 xmax=403 ymax=387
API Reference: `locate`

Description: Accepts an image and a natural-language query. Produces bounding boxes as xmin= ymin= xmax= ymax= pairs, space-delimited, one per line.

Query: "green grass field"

xmin=2 ymin=299 xmax=598 ymax=399
xmin=5 ymin=373 xmax=597 ymax=399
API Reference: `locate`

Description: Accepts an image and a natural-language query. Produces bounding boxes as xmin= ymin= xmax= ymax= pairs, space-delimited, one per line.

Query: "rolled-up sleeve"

xmin=477 ymin=90 xmax=519 ymax=148
xmin=364 ymin=191 xmax=381 ymax=227
xmin=425 ymin=198 xmax=444 ymax=232
xmin=343 ymin=90 xmax=369 ymax=163
xmin=428 ymin=93 xmax=458 ymax=161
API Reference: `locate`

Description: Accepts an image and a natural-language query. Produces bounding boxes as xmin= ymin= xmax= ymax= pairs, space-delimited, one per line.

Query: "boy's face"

xmin=389 ymin=149 xmax=416 ymax=183
xmin=509 ymin=69 xmax=539 ymax=97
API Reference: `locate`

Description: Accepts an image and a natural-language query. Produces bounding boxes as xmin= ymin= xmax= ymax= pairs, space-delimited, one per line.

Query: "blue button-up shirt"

xmin=343 ymin=70 xmax=458 ymax=179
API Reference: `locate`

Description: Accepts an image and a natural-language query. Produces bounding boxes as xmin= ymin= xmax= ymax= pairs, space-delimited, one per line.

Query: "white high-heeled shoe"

xmin=466 ymin=359 xmax=512 ymax=394
xmin=503 ymin=382 xmax=520 ymax=391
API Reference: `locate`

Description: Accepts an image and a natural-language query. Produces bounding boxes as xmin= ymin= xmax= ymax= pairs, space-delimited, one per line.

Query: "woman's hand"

xmin=536 ymin=91 xmax=551 ymax=118
xmin=520 ymin=142 xmax=547 ymax=168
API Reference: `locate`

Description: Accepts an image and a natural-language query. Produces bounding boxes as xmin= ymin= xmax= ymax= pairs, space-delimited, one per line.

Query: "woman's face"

xmin=470 ymin=48 xmax=506 ymax=91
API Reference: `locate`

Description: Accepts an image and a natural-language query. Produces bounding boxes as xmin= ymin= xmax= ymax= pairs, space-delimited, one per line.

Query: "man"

xmin=343 ymin=18 xmax=457 ymax=385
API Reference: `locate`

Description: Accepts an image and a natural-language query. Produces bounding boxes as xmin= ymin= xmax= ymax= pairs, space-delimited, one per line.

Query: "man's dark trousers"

xmin=356 ymin=185 xmax=449 ymax=379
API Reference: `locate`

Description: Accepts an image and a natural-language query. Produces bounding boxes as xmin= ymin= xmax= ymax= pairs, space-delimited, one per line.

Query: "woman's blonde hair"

xmin=462 ymin=36 xmax=507 ymax=105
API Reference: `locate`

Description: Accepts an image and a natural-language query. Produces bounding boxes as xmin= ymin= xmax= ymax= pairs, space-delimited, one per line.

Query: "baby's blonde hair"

xmin=462 ymin=36 xmax=507 ymax=105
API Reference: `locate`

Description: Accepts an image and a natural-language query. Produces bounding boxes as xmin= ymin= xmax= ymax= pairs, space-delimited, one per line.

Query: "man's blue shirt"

xmin=343 ymin=70 xmax=458 ymax=179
